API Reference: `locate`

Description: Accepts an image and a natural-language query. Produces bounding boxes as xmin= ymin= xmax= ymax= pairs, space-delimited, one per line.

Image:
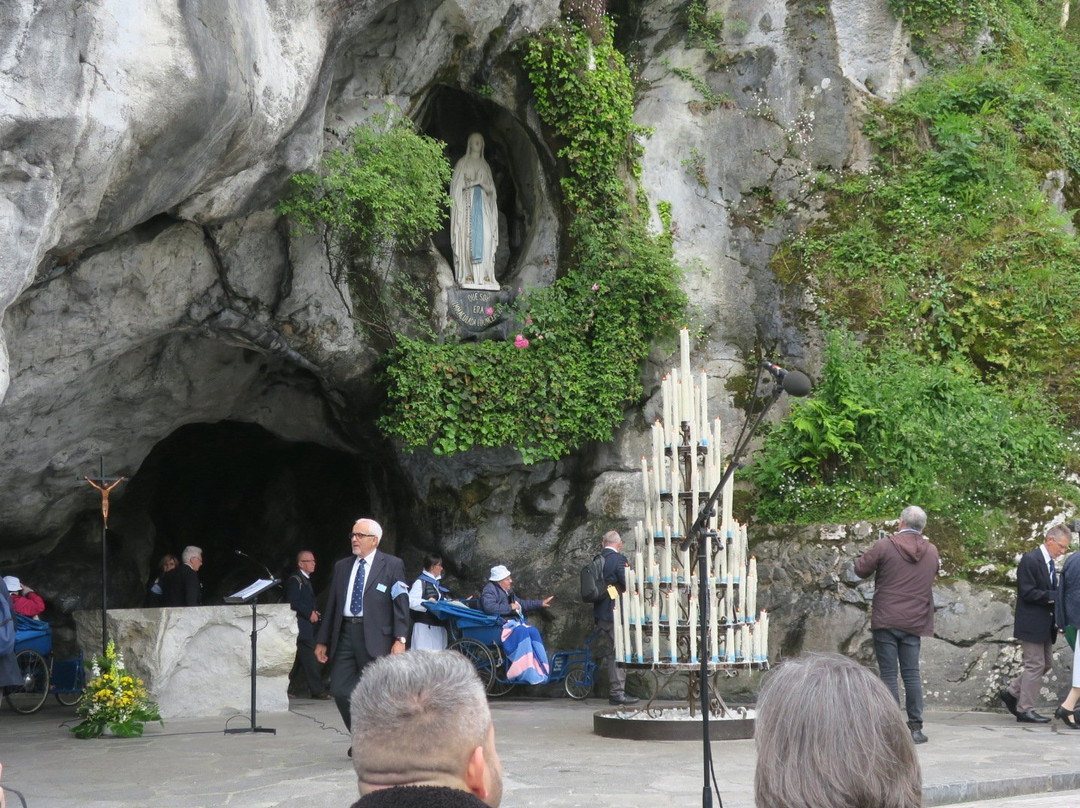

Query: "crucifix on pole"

xmin=84 ymin=457 xmax=125 ymax=655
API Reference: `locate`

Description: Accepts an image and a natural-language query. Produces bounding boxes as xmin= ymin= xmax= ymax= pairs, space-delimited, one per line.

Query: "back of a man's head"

xmin=351 ymin=650 xmax=501 ymax=806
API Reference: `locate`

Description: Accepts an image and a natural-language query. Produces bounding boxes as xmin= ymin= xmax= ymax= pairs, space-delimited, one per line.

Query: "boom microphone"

xmin=760 ymin=361 xmax=812 ymax=397
xmin=235 ymin=549 xmax=276 ymax=581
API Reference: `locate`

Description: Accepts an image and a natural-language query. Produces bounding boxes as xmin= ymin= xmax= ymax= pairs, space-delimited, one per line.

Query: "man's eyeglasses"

xmin=352 ymin=532 xmax=377 ymax=539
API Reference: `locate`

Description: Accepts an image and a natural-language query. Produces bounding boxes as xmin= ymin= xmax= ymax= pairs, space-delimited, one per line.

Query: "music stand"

xmin=224 ymin=578 xmax=280 ymax=735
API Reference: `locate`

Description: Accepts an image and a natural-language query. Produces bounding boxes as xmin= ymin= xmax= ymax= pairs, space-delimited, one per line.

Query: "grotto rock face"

xmin=0 ymin=0 xmax=1035 ymax=710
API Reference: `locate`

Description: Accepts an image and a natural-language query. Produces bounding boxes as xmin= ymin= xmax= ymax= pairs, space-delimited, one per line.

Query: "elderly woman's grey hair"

xmin=350 ymin=650 xmax=492 ymax=779
xmin=754 ymin=653 xmax=922 ymax=808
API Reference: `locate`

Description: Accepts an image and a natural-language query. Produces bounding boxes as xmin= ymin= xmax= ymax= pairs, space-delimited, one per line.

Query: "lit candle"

xmin=668 ymin=589 xmax=678 ymax=663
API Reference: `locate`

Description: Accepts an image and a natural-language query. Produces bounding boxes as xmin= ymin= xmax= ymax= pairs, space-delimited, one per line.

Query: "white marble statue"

xmin=450 ymin=132 xmax=499 ymax=289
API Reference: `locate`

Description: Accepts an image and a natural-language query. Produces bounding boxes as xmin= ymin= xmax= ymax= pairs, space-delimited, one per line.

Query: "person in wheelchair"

xmin=4 ymin=577 xmax=44 ymax=620
xmin=479 ymin=566 xmax=553 ymax=619
xmin=480 ymin=566 xmax=553 ymax=685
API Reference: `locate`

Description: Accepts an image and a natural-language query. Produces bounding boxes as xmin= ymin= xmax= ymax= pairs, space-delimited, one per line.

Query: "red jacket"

xmin=854 ymin=529 xmax=939 ymax=636
xmin=12 ymin=590 xmax=45 ymax=617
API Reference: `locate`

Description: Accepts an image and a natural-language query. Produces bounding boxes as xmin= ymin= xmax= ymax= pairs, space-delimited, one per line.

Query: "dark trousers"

xmin=290 ymin=636 xmax=324 ymax=697
xmin=873 ymin=627 xmax=924 ymax=726
xmin=596 ymin=619 xmax=626 ymax=698
xmin=330 ymin=619 xmax=374 ymax=730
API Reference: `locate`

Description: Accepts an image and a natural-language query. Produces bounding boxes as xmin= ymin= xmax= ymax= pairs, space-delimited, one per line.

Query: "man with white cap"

xmin=4 ymin=576 xmax=45 ymax=619
xmin=480 ymin=565 xmax=553 ymax=618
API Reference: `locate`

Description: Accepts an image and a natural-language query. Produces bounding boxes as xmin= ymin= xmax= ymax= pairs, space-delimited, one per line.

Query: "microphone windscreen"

xmin=782 ymin=370 xmax=812 ymax=397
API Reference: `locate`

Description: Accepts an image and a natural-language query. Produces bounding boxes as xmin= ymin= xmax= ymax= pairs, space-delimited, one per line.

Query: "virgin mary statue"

xmin=450 ymin=133 xmax=499 ymax=289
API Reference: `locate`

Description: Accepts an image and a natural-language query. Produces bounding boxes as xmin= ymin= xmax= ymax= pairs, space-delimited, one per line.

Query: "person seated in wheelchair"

xmin=480 ymin=566 xmax=553 ymax=685
xmin=4 ymin=577 xmax=45 ymax=620
xmin=480 ymin=566 xmax=553 ymax=619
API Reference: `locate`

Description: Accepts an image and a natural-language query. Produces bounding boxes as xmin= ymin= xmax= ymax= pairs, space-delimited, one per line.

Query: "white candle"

xmin=721 ymin=470 xmax=733 ymax=532
xmin=634 ymin=584 xmax=644 ymax=663
xmin=760 ymin=610 xmax=769 ymax=663
xmin=740 ymin=623 xmax=750 ymax=664
xmin=651 ymin=601 xmax=660 ymax=663
xmin=726 ymin=622 xmax=735 ymax=662
xmin=737 ymin=561 xmax=747 ymax=617
xmin=613 ymin=594 xmax=624 ymax=662
xmin=646 ymin=531 xmax=655 ymax=582
xmin=688 ymin=590 xmax=698 ymax=663
xmin=719 ymin=532 xmax=728 ymax=582
xmin=663 ymin=524 xmax=673 ymax=583
xmin=710 ymin=586 xmax=721 ymax=663
xmin=724 ymin=573 xmax=734 ymax=623
xmin=680 ymin=546 xmax=691 ymax=584
xmin=746 ymin=556 xmax=758 ymax=621
xmin=680 ymin=329 xmax=692 ymax=423
xmin=703 ymin=531 xmax=711 ymax=586
xmin=668 ymin=589 xmax=678 ymax=663
xmin=653 ymin=422 xmax=664 ymax=495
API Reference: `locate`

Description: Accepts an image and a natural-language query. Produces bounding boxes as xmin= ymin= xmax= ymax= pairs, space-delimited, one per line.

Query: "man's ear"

xmin=464 ymin=744 xmax=489 ymax=799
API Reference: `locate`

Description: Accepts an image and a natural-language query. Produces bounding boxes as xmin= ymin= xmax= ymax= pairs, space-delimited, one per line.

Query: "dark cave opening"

xmin=101 ymin=420 xmax=424 ymax=609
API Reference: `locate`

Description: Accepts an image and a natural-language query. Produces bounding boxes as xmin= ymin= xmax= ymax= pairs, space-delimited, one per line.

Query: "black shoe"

xmin=1054 ymin=706 xmax=1080 ymax=729
xmin=999 ymin=689 xmax=1019 ymax=717
xmin=312 ymin=691 xmax=331 ymax=700
xmin=910 ymin=728 xmax=928 ymax=744
xmin=1016 ymin=710 xmax=1051 ymax=724
xmin=609 ymin=694 xmax=640 ymax=706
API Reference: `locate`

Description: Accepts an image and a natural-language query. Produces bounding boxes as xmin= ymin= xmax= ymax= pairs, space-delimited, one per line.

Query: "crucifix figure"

xmin=84 ymin=475 xmax=126 ymax=528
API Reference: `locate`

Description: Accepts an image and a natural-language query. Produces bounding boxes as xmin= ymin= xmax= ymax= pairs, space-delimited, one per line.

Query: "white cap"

xmin=3 ymin=575 xmax=20 ymax=592
xmin=488 ymin=565 xmax=511 ymax=582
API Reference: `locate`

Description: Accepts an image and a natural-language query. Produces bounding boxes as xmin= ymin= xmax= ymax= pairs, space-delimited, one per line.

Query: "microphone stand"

xmin=680 ymin=380 xmax=786 ymax=808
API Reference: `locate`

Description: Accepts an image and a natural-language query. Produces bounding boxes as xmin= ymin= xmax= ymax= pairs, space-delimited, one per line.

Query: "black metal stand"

xmin=224 ymin=580 xmax=280 ymax=735
xmin=682 ymin=382 xmax=785 ymax=808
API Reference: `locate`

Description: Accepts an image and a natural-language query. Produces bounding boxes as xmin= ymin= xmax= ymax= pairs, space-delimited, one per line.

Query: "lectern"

xmin=224 ymin=578 xmax=280 ymax=735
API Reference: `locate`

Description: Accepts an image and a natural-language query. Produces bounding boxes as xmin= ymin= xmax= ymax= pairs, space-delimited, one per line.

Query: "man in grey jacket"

xmin=854 ymin=505 xmax=940 ymax=744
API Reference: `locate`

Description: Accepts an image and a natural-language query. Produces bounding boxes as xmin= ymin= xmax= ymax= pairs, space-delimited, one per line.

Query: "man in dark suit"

xmin=594 ymin=530 xmax=639 ymax=706
xmin=1001 ymin=523 xmax=1073 ymax=723
xmin=286 ymin=550 xmax=328 ymax=699
xmin=315 ymin=518 xmax=410 ymax=740
xmin=160 ymin=546 xmax=203 ymax=606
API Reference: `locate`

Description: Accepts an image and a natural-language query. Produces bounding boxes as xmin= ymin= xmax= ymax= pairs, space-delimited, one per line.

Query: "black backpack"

xmin=579 ymin=554 xmax=606 ymax=603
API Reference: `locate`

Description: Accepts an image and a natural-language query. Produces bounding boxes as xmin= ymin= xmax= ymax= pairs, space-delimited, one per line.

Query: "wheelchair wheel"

xmin=5 ymin=649 xmax=50 ymax=714
xmin=56 ymin=690 xmax=82 ymax=707
xmin=564 ymin=663 xmax=592 ymax=700
xmin=486 ymin=649 xmax=515 ymax=698
xmin=449 ymin=638 xmax=496 ymax=690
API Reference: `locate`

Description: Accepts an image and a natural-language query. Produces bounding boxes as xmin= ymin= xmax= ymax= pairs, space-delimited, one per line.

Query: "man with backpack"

xmin=593 ymin=530 xmax=638 ymax=706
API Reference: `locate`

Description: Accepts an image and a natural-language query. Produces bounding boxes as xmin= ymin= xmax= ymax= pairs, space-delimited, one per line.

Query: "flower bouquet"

xmin=71 ymin=640 xmax=163 ymax=738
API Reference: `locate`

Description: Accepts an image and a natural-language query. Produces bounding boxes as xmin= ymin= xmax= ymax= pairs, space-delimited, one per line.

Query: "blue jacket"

xmin=285 ymin=569 xmax=318 ymax=642
xmin=593 ymin=547 xmax=629 ymax=624
xmin=480 ymin=581 xmax=542 ymax=618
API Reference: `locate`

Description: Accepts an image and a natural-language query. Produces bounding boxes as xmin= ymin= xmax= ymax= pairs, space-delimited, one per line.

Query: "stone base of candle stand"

xmin=593 ymin=706 xmax=755 ymax=741
xmin=593 ymin=661 xmax=763 ymax=740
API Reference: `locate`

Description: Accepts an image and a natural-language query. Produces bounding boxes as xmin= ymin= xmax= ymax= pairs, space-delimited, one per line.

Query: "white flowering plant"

xmin=71 ymin=640 xmax=163 ymax=738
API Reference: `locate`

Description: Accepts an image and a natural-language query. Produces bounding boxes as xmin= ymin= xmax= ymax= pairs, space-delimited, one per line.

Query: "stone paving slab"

xmin=1 ymin=696 xmax=1078 ymax=808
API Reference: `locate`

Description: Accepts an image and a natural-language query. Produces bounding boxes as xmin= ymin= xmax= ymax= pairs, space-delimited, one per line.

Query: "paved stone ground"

xmin=1 ymin=695 xmax=1079 ymax=807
